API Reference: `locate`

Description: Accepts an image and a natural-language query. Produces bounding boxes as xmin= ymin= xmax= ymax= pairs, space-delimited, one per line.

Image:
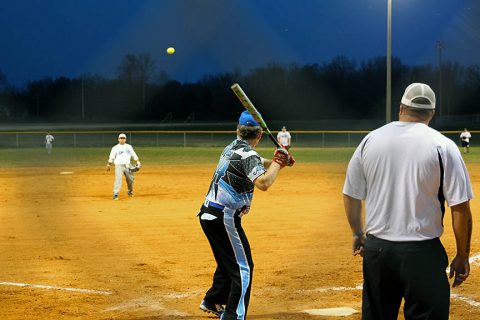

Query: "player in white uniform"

xmin=106 ymin=133 xmax=141 ymax=200
xmin=276 ymin=126 xmax=291 ymax=150
xmin=460 ymin=128 xmax=471 ymax=154
xmin=343 ymin=83 xmax=473 ymax=319
xmin=45 ymin=131 xmax=54 ymax=154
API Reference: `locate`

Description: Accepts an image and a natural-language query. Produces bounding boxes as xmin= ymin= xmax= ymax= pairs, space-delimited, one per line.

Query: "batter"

xmin=198 ymin=111 xmax=294 ymax=320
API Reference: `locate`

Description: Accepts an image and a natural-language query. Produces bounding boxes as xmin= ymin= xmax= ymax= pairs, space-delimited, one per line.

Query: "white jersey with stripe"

xmin=205 ymin=139 xmax=266 ymax=210
xmin=460 ymin=131 xmax=471 ymax=143
xmin=45 ymin=134 xmax=54 ymax=144
xmin=108 ymin=143 xmax=139 ymax=165
xmin=343 ymin=121 xmax=473 ymax=241
xmin=277 ymin=131 xmax=291 ymax=146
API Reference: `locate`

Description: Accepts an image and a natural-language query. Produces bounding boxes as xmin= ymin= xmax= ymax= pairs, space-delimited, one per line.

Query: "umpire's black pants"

xmin=362 ymin=234 xmax=450 ymax=320
xmin=199 ymin=205 xmax=254 ymax=320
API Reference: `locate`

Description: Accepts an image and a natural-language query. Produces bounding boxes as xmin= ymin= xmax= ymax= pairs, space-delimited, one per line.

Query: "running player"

xmin=460 ymin=128 xmax=471 ymax=154
xmin=198 ymin=111 xmax=294 ymax=320
xmin=45 ymin=131 xmax=54 ymax=154
xmin=277 ymin=126 xmax=291 ymax=150
xmin=106 ymin=133 xmax=141 ymax=200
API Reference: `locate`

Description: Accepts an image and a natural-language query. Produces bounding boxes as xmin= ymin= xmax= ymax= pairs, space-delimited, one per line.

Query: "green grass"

xmin=460 ymin=148 xmax=480 ymax=163
xmin=0 ymin=147 xmax=356 ymax=167
xmin=1 ymin=146 xmax=477 ymax=167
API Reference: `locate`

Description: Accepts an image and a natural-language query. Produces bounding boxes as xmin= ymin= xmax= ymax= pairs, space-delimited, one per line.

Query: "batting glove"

xmin=287 ymin=154 xmax=296 ymax=167
xmin=273 ymin=148 xmax=289 ymax=167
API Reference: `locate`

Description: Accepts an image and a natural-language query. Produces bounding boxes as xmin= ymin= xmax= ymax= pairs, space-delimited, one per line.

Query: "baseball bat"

xmin=230 ymin=83 xmax=283 ymax=150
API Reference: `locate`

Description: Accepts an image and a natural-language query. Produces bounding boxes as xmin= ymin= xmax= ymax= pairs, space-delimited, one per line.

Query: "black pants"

xmin=199 ymin=205 xmax=254 ymax=320
xmin=362 ymin=235 xmax=450 ymax=320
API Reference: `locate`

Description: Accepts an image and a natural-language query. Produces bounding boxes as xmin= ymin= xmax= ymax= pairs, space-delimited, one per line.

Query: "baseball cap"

xmin=401 ymin=83 xmax=436 ymax=109
xmin=118 ymin=133 xmax=127 ymax=139
xmin=238 ymin=111 xmax=260 ymax=126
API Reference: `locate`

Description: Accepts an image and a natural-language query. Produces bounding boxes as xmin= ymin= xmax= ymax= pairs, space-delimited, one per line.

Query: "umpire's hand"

xmin=352 ymin=234 xmax=365 ymax=257
xmin=449 ymin=254 xmax=470 ymax=287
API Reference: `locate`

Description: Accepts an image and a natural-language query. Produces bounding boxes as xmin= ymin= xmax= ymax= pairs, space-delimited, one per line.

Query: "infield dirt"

xmin=0 ymin=163 xmax=479 ymax=319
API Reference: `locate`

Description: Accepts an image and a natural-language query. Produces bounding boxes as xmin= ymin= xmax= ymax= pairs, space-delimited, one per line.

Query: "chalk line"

xmin=451 ymin=294 xmax=480 ymax=308
xmin=469 ymin=254 xmax=480 ymax=266
xmin=304 ymin=285 xmax=480 ymax=309
xmin=0 ymin=281 xmax=112 ymax=295
xmin=298 ymin=285 xmax=362 ymax=293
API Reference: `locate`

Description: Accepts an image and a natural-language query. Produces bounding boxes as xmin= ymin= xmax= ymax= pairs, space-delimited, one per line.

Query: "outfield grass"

xmin=1 ymin=146 xmax=477 ymax=167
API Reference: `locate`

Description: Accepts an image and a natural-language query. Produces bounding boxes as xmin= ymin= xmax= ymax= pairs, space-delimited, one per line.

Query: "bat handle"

xmin=267 ymin=134 xmax=283 ymax=149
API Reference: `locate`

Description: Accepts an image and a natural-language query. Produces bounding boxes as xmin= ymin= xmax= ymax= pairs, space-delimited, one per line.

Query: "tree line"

xmin=0 ymin=53 xmax=479 ymax=125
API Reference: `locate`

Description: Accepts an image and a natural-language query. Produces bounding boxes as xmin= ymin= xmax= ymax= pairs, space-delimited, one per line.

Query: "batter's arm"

xmin=261 ymin=157 xmax=273 ymax=168
xmin=254 ymin=162 xmax=282 ymax=191
xmin=343 ymin=194 xmax=365 ymax=256
xmin=449 ymin=200 xmax=473 ymax=287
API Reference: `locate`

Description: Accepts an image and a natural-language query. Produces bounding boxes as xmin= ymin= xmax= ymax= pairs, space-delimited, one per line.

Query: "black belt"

xmin=200 ymin=201 xmax=246 ymax=217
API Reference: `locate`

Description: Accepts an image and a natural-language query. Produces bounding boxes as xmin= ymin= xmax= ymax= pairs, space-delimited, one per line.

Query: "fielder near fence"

xmin=0 ymin=130 xmax=474 ymax=149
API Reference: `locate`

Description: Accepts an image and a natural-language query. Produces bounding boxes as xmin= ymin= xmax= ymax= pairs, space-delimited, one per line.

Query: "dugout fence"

xmin=0 ymin=130 xmax=471 ymax=149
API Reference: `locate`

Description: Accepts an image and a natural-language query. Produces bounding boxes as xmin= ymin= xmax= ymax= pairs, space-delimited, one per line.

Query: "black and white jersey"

xmin=205 ymin=139 xmax=265 ymax=210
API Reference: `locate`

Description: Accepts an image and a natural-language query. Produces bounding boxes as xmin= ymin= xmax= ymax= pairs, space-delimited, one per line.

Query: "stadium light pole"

xmin=436 ymin=41 xmax=445 ymax=116
xmin=81 ymin=75 xmax=85 ymax=120
xmin=386 ymin=0 xmax=392 ymax=123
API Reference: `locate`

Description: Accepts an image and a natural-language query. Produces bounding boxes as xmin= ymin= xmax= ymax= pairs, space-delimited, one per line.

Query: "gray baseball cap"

xmin=401 ymin=83 xmax=436 ymax=109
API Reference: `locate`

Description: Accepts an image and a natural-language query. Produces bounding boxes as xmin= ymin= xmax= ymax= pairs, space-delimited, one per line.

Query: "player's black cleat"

xmin=199 ymin=300 xmax=224 ymax=317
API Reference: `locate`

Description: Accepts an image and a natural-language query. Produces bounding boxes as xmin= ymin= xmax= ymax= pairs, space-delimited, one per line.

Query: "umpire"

xmin=343 ymin=83 xmax=473 ymax=320
xmin=198 ymin=111 xmax=294 ymax=320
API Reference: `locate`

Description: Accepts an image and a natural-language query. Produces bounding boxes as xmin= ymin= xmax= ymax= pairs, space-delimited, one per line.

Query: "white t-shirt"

xmin=460 ymin=131 xmax=471 ymax=143
xmin=277 ymin=131 xmax=291 ymax=146
xmin=45 ymin=134 xmax=54 ymax=144
xmin=108 ymin=143 xmax=139 ymax=165
xmin=343 ymin=121 xmax=473 ymax=241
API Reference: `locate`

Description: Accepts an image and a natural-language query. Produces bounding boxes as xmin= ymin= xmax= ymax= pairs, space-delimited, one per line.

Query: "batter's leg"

xmin=199 ymin=210 xmax=254 ymax=318
xmin=200 ymin=216 xmax=232 ymax=305
xmin=221 ymin=211 xmax=253 ymax=320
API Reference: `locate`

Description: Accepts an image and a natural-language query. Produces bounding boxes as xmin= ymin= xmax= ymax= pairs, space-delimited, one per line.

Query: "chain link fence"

xmin=0 ymin=130 xmax=472 ymax=149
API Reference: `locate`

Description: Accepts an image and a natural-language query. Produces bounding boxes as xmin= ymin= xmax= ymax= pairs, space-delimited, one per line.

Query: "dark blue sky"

xmin=1 ymin=0 xmax=479 ymax=87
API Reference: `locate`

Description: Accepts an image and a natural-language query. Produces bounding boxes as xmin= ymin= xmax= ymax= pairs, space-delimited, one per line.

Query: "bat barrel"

xmin=231 ymin=83 xmax=284 ymax=150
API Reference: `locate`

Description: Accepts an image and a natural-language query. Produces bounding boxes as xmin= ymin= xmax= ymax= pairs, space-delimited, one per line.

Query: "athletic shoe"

xmin=128 ymin=191 xmax=134 ymax=197
xmin=113 ymin=195 xmax=119 ymax=200
xmin=199 ymin=300 xmax=224 ymax=317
